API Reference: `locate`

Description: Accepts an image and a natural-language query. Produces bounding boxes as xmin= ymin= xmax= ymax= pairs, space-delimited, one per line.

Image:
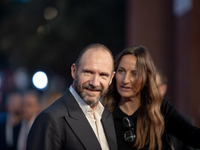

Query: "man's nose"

xmin=90 ymin=74 xmax=100 ymax=87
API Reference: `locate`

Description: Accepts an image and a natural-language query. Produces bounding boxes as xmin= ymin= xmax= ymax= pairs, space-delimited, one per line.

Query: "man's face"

xmin=71 ymin=48 xmax=115 ymax=107
xmin=22 ymin=94 xmax=40 ymax=121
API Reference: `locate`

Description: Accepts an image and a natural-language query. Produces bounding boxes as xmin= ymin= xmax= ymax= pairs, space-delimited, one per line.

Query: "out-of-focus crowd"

xmin=0 ymin=68 xmax=64 ymax=150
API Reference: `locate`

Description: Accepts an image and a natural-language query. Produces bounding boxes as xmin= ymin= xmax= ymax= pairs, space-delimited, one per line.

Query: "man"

xmin=156 ymin=70 xmax=195 ymax=150
xmin=26 ymin=43 xmax=117 ymax=150
xmin=17 ymin=90 xmax=41 ymax=150
xmin=0 ymin=92 xmax=22 ymax=150
xmin=155 ymin=70 xmax=168 ymax=98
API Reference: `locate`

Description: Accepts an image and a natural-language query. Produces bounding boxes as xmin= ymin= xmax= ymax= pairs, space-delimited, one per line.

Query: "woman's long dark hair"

xmin=104 ymin=45 xmax=164 ymax=150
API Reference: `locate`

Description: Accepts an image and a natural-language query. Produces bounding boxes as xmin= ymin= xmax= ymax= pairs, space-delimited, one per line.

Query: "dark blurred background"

xmin=0 ymin=0 xmax=200 ymax=125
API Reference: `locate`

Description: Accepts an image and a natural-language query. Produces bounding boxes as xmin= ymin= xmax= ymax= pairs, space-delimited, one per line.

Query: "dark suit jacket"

xmin=26 ymin=89 xmax=117 ymax=150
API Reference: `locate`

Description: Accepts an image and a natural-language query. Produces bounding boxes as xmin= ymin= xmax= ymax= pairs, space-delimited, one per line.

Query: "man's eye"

xmin=100 ymin=74 xmax=109 ymax=77
xmin=84 ymin=71 xmax=92 ymax=74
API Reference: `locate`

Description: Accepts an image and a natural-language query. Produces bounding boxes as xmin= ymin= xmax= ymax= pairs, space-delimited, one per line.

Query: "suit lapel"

xmin=101 ymin=109 xmax=117 ymax=150
xmin=62 ymin=91 xmax=102 ymax=150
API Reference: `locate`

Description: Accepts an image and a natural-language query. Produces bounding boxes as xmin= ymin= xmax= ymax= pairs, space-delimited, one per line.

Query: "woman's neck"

xmin=118 ymin=97 xmax=140 ymax=116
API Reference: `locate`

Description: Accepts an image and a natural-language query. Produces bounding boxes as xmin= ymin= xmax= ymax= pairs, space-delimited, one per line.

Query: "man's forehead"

xmin=82 ymin=61 xmax=112 ymax=73
xmin=84 ymin=47 xmax=111 ymax=57
xmin=79 ymin=57 xmax=112 ymax=74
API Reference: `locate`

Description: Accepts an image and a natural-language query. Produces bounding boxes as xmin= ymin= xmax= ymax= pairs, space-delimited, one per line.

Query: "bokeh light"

xmin=32 ymin=71 xmax=48 ymax=90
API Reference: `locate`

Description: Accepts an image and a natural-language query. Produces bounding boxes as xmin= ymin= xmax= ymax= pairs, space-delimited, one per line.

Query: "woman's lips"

xmin=120 ymin=85 xmax=131 ymax=91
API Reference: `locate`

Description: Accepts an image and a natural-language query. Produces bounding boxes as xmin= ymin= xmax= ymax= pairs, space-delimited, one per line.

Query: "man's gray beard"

xmin=73 ymin=77 xmax=108 ymax=106
xmin=81 ymin=92 xmax=100 ymax=107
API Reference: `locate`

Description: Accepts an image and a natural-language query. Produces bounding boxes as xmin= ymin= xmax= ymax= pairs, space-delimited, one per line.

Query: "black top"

xmin=113 ymin=99 xmax=200 ymax=150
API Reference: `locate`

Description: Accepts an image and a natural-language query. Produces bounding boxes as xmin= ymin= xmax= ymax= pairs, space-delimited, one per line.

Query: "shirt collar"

xmin=69 ymin=85 xmax=104 ymax=116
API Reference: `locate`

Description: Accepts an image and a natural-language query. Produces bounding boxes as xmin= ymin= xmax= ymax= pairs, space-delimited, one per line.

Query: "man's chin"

xmin=83 ymin=96 xmax=100 ymax=105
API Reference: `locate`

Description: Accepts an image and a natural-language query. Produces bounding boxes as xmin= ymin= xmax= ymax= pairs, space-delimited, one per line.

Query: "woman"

xmin=104 ymin=45 xmax=200 ymax=150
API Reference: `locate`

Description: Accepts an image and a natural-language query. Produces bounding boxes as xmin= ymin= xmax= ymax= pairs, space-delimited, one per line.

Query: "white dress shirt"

xmin=69 ymin=85 xmax=109 ymax=150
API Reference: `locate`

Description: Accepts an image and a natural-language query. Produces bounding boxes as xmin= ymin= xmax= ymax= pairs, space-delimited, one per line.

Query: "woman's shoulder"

xmin=113 ymin=106 xmax=124 ymax=119
xmin=161 ymin=99 xmax=175 ymax=119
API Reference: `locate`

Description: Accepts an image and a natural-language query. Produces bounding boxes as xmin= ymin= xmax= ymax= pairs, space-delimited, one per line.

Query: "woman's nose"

xmin=122 ymin=74 xmax=130 ymax=84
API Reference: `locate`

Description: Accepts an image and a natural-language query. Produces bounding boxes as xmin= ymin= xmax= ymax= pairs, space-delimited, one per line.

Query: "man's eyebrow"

xmin=82 ymin=69 xmax=93 ymax=72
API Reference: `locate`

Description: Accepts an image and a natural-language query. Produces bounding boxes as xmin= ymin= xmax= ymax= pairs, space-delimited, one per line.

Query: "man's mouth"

xmin=85 ymin=88 xmax=101 ymax=93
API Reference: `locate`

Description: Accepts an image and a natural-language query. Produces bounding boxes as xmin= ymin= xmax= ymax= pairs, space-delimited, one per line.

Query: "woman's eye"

xmin=117 ymin=69 xmax=123 ymax=73
xmin=131 ymin=71 xmax=137 ymax=77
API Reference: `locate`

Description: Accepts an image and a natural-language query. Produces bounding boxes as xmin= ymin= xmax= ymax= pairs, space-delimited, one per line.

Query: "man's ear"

xmin=109 ymin=71 xmax=115 ymax=85
xmin=71 ymin=63 xmax=77 ymax=79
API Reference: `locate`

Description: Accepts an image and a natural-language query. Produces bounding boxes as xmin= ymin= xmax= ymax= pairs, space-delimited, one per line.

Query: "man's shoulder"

xmin=40 ymin=89 xmax=73 ymax=117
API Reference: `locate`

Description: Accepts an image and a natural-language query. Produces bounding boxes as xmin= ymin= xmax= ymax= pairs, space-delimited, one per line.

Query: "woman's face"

xmin=115 ymin=54 xmax=143 ymax=99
